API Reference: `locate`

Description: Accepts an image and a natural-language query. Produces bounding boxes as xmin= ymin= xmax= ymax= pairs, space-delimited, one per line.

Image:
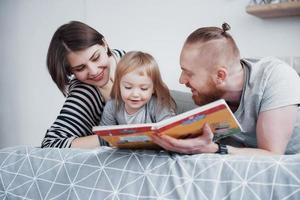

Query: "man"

xmin=152 ymin=23 xmax=300 ymax=155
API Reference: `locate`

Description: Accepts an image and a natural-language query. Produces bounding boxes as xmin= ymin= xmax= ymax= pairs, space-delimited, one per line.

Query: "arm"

xmin=230 ymin=105 xmax=298 ymax=155
xmin=41 ymin=80 xmax=106 ymax=148
xmin=152 ymin=105 xmax=298 ymax=155
xmin=70 ymin=135 xmax=101 ymax=149
xmin=151 ymin=123 xmax=218 ymax=154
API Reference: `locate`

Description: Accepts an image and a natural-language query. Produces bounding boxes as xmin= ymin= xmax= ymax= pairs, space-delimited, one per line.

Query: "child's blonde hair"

xmin=111 ymin=51 xmax=175 ymax=111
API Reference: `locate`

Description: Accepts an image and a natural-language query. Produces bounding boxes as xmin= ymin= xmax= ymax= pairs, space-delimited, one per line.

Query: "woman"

xmin=41 ymin=21 xmax=125 ymax=148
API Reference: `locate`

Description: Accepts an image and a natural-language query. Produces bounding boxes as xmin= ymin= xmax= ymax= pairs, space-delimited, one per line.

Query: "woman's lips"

xmin=89 ymin=70 xmax=104 ymax=81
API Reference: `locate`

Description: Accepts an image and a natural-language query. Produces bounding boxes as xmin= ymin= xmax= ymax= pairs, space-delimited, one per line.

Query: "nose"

xmin=179 ymin=73 xmax=187 ymax=84
xmin=87 ymin=62 xmax=99 ymax=76
xmin=131 ymin=88 xmax=140 ymax=97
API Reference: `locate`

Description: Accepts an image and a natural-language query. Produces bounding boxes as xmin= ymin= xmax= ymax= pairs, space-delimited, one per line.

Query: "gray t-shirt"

xmin=100 ymin=96 xmax=175 ymax=125
xmin=231 ymin=57 xmax=300 ymax=154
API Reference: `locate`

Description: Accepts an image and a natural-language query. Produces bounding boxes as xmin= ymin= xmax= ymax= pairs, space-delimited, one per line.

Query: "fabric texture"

xmin=100 ymin=96 xmax=175 ymax=125
xmin=41 ymin=49 xmax=126 ymax=148
xmin=1 ymin=146 xmax=300 ymax=200
xmin=232 ymin=57 xmax=300 ymax=153
xmin=170 ymin=90 xmax=198 ymax=114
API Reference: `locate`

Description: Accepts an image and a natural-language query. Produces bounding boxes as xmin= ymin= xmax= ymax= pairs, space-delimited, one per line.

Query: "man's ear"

xmin=214 ymin=67 xmax=227 ymax=86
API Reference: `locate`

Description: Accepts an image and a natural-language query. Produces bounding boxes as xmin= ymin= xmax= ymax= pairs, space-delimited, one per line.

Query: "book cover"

xmin=93 ymin=99 xmax=243 ymax=149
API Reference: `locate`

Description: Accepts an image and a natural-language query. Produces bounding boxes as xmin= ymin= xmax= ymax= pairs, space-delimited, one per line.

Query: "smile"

xmin=190 ymin=88 xmax=196 ymax=94
xmin=89 ymin=69 xmax=105 ymax=81
xmin=129 ymin=99 xmax=141 ymax=103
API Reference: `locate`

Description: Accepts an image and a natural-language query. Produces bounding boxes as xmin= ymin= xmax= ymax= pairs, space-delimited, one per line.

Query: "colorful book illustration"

xmin=93 ymin=99 xmax=243 ymax=149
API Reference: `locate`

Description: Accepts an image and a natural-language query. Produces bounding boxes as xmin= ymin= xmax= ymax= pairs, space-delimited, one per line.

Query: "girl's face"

xmin=120 ymin=68 xmax=154 ymax=114
xmin=67 ymin=44 xmax=111 ymax=88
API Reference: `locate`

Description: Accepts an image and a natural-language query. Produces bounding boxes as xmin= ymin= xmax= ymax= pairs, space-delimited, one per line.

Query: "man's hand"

xmin=151 ymin=123 xmax=218 ymax=154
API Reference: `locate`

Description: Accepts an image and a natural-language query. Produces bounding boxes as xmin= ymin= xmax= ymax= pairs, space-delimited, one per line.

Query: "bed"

xmin=1 ymin=146 xmax=300 ymax=200
xmin=1 ymin=57 xmax=300 ymax=200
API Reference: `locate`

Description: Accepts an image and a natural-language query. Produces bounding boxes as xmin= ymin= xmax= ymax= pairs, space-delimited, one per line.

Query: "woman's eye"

xmin=92 ymin=55 xmax=100 ymax=62
xmin=72 ymin=66 xmax=85 ymax=72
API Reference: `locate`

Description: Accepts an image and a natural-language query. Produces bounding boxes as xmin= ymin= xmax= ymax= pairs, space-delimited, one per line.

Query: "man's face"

xmin=179 ymin=44 xmax=225 ymax=106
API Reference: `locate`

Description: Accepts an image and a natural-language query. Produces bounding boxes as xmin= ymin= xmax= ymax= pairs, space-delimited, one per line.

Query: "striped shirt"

xmin=41 ymin=49 xmax=125 ymax=148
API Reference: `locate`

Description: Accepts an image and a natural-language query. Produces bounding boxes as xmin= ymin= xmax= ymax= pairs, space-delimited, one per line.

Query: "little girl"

xmin=100 ymin=51 xmax=176 ymax=126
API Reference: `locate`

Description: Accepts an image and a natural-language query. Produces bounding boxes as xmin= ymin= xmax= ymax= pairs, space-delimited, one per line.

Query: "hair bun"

xmin=222 ymin=22 xmax=231 ymax=32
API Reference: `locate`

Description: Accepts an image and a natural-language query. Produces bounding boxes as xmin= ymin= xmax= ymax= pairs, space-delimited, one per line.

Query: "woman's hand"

xmin=151 ymin=123 xmax=218 ymax=154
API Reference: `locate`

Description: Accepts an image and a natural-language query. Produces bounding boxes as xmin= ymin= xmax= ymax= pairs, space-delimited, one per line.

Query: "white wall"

xmin=1 ymin=0 xmax=300 ymax=148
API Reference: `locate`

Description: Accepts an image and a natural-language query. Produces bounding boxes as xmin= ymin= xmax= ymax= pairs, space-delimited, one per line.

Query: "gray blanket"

xmin=1 ymin=146 xmax=300 ymax=199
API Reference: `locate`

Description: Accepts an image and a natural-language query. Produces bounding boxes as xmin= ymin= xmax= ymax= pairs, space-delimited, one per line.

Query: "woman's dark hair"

xmin=47 ymin=21 xmax=112 ymax=96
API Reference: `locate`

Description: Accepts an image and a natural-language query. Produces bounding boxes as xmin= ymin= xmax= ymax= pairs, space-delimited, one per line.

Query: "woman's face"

xmin=67 ymin=44 xmax=111 ymax=88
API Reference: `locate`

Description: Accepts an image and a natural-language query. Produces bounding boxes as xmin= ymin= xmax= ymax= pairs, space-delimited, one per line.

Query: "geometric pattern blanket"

xmin=1 ymin=146 xmax=300 ymax=200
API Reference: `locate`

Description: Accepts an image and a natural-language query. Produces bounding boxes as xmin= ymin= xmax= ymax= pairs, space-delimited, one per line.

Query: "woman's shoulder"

xmin=68 ymin=79 xmax=97 ymax=91
xmin=68 ymin=79 xmax=104 ymax=101
xmin=111 ymin=49 xmax=126 ymax=59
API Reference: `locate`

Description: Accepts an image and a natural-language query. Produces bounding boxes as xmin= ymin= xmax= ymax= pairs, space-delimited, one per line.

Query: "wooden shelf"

xmin=246 ymin=1 xmax=300 ymax=18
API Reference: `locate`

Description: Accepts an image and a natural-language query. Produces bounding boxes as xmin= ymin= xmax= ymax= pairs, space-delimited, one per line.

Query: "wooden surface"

xmin=246 ymin=1 xmax=300 ymax=18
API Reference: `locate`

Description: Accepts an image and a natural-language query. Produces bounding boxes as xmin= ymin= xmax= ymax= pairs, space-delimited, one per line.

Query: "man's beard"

xmin=191 ymin=84 xmax=225 ymax=106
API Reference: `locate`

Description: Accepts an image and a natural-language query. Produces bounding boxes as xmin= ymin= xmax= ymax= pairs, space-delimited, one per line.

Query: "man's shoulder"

xmin=243 ymin=57 xmax=292 ymax=70
xmin=242 ymin=56 xmax=297 ymax=80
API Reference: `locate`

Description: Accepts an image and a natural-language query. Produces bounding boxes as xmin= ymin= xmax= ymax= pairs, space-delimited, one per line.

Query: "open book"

xmin=93 ymin=99 xmax=243 ymax=149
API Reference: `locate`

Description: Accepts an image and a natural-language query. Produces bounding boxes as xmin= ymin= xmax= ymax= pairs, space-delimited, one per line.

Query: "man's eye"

xmin=185 ymin=72 xmax=192 ymax=77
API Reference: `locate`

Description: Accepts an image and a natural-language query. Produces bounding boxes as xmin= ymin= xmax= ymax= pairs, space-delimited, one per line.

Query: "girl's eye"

xmin=141 ymin=88 xmax=148 ymax=91
xmin=92 ymin=55 xmax=100 ymax=62
xmin=125 ymin=86 xmax=132 ymax=90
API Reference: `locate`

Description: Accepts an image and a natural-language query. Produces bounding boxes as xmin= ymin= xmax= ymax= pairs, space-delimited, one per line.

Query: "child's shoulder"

xmin=104 ymin=99 xmax=125 ymax=113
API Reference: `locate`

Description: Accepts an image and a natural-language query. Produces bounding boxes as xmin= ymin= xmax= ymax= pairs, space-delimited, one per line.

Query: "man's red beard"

xmin=189 ymin=82 xmax=225 ymax=106
xmin=192 ymin=92 xmax=223 ymax=106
